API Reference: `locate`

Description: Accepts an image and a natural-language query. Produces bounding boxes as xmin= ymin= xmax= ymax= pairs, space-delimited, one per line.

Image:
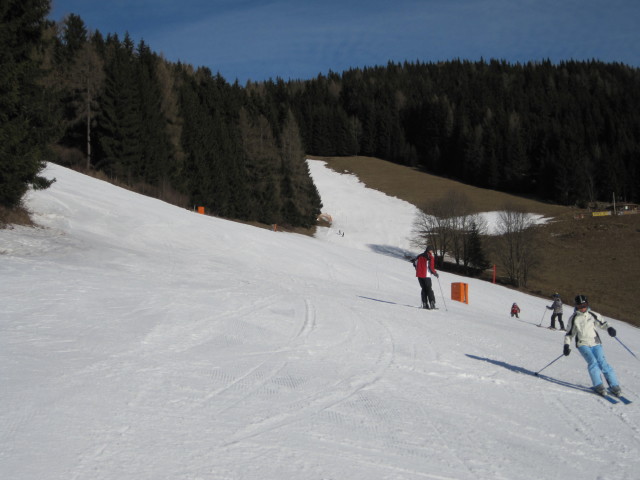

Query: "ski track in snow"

xmin=1 ymin=161 xmax=640 ymax=480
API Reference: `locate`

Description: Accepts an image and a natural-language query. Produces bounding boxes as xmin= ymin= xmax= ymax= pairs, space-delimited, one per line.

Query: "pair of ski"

xmin=594 ymin=389 xmax=632 ymax=405
xmin=535 ymin=324 xmax=564 ymax=331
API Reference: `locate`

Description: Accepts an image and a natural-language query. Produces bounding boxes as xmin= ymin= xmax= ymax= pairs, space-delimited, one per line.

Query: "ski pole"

xmin=538 ymin=309 xmax=547 ymax=327
xmin=534 ymin=354 xmax=564 ymax=376
xmin=436 ymin=276 xmax=448 ymax=311
xmin=615 ymin=337 xmax=639 ymax=361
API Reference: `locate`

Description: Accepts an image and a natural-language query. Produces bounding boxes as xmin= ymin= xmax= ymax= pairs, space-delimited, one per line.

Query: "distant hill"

xmin=312 ymin=155 xmax=640 ymax=327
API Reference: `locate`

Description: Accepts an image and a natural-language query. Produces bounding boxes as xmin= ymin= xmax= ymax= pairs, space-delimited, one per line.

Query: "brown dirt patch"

xmin=0 ymin=205 xmax=34 ymax=229
xmin=311 ymin=155 xmax=640 ymax=327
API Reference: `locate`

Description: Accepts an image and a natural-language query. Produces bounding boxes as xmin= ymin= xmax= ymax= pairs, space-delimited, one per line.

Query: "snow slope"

xmin=1 ymin=161 xmax=639 ymax=480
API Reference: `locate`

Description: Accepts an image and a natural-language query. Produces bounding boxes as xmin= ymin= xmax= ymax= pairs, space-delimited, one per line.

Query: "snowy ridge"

xmin=1 ymin=161 xmax=639 ymax=480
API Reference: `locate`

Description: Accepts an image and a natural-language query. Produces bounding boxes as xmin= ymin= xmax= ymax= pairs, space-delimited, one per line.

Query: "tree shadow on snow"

xmin=465 ymin=354 xmax=593 ymax=394
xmin=367 ymin=244 xmax=414 ymax=260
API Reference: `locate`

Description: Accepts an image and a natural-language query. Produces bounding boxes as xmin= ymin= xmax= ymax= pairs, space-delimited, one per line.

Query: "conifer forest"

xmin=3 ymin=1 xmax=640 ymax=227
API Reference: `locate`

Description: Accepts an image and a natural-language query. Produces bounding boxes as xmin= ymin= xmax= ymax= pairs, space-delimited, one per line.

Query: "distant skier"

xmin=410 ymin=246 xmax=439 ymax=309
xmin=510 ymin=303 xmax=520 ymax=318
xmin=546 ymin=293 xmax=565 ymax=330
xmin=563 ymin=295 xmax=622 ymax=397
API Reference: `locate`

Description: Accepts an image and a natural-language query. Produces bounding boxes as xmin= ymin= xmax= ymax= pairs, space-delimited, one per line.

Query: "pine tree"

xmin=135 ymin=40 xmax=173 ymax=187
xmin=464 ymin=221 xmax=490 ymax=275
xmin=55 ymin=14 xmax=104 ymax=168
xmin=0 ymin=0 xmax=56 ymax=208
xmin=96 ymin=33 xmax=141 ymax=182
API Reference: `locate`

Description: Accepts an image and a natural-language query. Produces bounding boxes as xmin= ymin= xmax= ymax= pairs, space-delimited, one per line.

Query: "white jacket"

xmin=564 ymin=308 xmax=609 ymax=348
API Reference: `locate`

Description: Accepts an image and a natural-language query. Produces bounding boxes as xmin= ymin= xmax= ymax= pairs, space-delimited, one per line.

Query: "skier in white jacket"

xmin=563 ymin=295 xmax=621 ymax=396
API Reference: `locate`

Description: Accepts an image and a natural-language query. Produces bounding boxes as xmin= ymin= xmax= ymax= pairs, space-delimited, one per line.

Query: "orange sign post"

xmin=451 ymin=282 xmax=469 ymax=304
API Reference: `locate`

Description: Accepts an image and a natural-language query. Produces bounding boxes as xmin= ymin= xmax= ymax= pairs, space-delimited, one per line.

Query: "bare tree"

xmin=238 ymin=108 xmax=282 ymax=221
xmin=66 ymin=42 xmax=104 ymax=168
xmin=238 ymin=108 xmax=279 ymax=162
xmin=350 ymin=115 xmax=362 ymax=157
xmin=412 ymin=202 xmax=453 ymax=262
xmin=412 ymin=191 xmax=486 ymax=268
xmin=445 ymin=192 xmax=485 ymax=266
xmin=155 ymin=58 xmax=184 ymax=189
xmin=280 ymin=109 xmax=304 ymax=169
xmin=494 ymin=205 xmax=540 ymax=287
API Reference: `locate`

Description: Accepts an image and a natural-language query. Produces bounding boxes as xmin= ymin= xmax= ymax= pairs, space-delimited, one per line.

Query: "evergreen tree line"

xmin=4 ymin=2 xmax=640 ymax=226
xmin=50 ymin=14 xmax=321 ymax=228
xmin=0 ymin=0 xmax=56 ymax=209
xmin=2 ymin=4 xmax=321 ymax=228
xmin=286 ymin=60 xmax=640 ymax=206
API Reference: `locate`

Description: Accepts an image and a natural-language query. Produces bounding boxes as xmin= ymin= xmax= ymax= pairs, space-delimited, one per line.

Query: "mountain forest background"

xmin=3 ymin=1 xmax=640 ymax=230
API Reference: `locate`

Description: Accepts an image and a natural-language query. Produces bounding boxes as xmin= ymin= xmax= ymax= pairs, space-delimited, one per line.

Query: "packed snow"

xmin=1 ymin=160 xmax=639 ymax=480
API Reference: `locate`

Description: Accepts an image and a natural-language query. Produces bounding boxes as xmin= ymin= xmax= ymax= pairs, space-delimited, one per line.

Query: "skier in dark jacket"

xmin=563 ymin=295 xmax=621 ymax=397
xmin=546 ymin=293 xmax=565 ymax=330
xmin=411 ymin=246 xmax=439 ymax=309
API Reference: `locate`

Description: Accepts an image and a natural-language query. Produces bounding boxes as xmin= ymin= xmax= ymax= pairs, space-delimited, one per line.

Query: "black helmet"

xmin=553 ymin=293 xmax=560 ymax=298
xmin=574 ymin=294 xmax=589 ymax=307
xmin=425 ymin=245 xmax=434 ymax=252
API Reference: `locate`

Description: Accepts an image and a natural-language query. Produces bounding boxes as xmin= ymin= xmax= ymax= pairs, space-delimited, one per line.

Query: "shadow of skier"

xmin=465 ymin=354 xmax=593 ymax=394
xmin=357 ymin=295 xmax=420 ymax=309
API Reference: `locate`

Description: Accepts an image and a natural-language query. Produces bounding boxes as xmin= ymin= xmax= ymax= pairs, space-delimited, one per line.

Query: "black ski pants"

xmin=551 ymin=313 xmax=564 ymax=330
xmin=418 ymin=277 xmax=436 ymax=308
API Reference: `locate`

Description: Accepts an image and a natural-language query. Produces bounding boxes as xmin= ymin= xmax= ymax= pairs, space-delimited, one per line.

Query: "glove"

xmin=608 ymin=327 xmax=617 ymax=337
xmin=434 ymin=273 xmax=439 ymax=278
xmin=563 ymin=344 xmax=571 ymax=356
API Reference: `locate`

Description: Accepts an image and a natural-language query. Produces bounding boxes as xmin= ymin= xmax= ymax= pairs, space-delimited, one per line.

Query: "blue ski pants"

xmin=577 ymin=344 xmax=619 ymax=388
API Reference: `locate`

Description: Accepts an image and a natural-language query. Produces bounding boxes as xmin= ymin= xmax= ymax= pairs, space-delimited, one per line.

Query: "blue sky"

xmin=48 ymin=0 xmax=640 ymax=84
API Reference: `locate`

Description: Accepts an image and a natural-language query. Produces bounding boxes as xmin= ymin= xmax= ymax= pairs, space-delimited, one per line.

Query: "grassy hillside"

xmin=311 ymin=155 xmax=640 ymax=328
